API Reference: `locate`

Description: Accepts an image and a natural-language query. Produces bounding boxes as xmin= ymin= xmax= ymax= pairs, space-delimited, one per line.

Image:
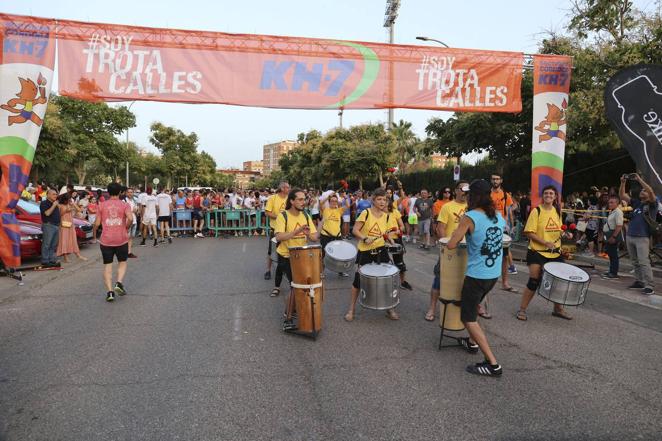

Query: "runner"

xmin=124 ymin=187 xmax=139 ymax=258
xmin=92 ymin=183 xmax=133 ymax=302
xmin=156 ymin=188 xmax=173 ymax=243
xmin=140 ymin=187 xmax=158 ymax=247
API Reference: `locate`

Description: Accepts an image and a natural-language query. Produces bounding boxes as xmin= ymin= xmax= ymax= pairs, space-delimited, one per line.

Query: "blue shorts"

xmin=432 ymin=275 xmax=440 ymax=290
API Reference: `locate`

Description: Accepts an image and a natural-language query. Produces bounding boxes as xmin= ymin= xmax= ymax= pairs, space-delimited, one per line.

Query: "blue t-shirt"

xmin=627 ymin=199 xmax=656 ymax=237
xmin=40 ymin=200 xmax=61 ymax=225
xmin=465 ymin=210 xmax=505 ymax=280
xmin=356 ymin=199 xmax=372 ymax=216
xmin=342 ymin=197 xmax=351 ymax=216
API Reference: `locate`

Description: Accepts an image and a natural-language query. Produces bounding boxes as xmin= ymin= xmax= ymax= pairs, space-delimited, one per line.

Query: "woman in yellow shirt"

xmin=319 ymin=193 xmax=349 ymax=276
xmin=517 ymin=185 xmax=572 ymax=321
xmin=345 ymin=188 xmax=398 ymax=322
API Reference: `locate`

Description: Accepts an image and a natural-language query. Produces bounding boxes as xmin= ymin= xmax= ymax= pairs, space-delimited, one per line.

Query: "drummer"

xmin=345 ymin=188 xmax=398 ymax=322
xmin=384 ymin=192 xmax=412 ymax=290
xmin=516 ymin=185 xmax=572 ymax=321
xmin=273 ymin=188 xmax=319 ymax=329
xmin=265 ymin=182 xmax=289 ymax=296
xmin=425 ymin=180 xmax=469 ymax=321
xmin=446 ymin=179 xmax=505 ymax=377
xmin=319 ymin=192 xmax=349 ymax=277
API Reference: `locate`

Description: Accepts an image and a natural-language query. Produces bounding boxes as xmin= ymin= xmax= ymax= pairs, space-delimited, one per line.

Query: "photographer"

xmin=619 ymin=173 xmax=657 ymax=295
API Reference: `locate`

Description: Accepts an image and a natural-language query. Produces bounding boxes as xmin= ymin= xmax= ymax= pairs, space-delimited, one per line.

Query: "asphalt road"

xmin=1 ymin=236 xmax=661 ymax=441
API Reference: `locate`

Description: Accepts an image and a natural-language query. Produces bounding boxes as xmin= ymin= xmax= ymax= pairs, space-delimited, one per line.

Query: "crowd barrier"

xmin=169 ymin=209 xmax=195 ymax=235
xmin=206 ymin=209 xmax=267 ymax=237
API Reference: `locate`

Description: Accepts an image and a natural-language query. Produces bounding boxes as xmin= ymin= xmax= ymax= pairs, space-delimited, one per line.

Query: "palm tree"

xmin=391 ymin=119 xmax=418 ymax=172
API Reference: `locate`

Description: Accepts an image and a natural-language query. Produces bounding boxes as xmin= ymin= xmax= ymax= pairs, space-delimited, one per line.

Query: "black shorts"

xmin=157 ymin=215 xmax=170 ymax=223
xmin=526 ymin=249 xmax=564 ymax=267
xmin=277 ymin=254 xmax=292 ymax=283
xmin=100 ymin=243 xmax=129 ymax=264
xmin=585 ymin=228 xmax=597 ymax=243
xmin=353 ymin=247 xmax=390 ymax=289
xmin=390 ymin=238 xmax=407 ymax=273
xmin=312 ymin=213 xmax=321 ymax=221
xmin=267 ymin=228 xmax=275 ymax=256
xmin=460 ymin=276 xmax=498 ymax=323
xmin=191 ymin=209 xmax=202 ymax=220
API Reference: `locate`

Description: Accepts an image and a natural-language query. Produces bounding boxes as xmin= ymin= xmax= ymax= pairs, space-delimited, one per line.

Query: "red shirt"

xmin=192 ymin=195 xmax=202 ymax=208
xmin=99 ymin=199 xmax=132 ymax=247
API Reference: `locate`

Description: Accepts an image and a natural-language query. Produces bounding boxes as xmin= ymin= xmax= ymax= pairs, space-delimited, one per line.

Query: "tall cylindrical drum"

xmin=438 ymin=237 xmax=467 ymax=331
xmin=289 ymin=245 xmax=324 ymax=333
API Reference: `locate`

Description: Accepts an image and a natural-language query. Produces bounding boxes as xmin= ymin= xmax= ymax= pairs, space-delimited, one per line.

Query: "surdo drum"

xmin=537 ymin=262 xmax=590 ymax=306
xmin=288 ymin=244 xmax=324 ymax=334
xmin=324 ymin=240 xmax=357 ymax=273
xmin=358 ymin=263 xmax=400 ymax=310
xmin=437 ymin=237 xmax=467 ymax=331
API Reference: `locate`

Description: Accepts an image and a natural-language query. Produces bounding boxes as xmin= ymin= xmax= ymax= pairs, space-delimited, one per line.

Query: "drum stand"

xmin=0 ymin=262 xmax=23 ymax=285
xmin=284 ymin=282 xmax=323 ymax=340
xmin=437 ymin=298 xmax=464 ymax=350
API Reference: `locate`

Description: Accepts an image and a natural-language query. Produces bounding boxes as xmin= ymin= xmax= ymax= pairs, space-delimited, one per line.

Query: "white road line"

xmin=233 ymin=304 xmax=243 ymax=341
xmin=242 ymin=243 xmax=247 ymax=253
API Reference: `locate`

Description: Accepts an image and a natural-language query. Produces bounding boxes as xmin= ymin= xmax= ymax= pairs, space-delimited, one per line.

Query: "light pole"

xmin=383 ymin=0 xmax=400 ymax=130
xmin=415 ymin=36 xmax=450 ymax=48
xmin=125 ymin=101 xmax=136 ymax=186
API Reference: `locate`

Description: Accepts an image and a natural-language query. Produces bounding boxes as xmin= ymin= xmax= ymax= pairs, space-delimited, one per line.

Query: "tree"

xmin=390 ymin=119 xmax=418 ymax=172
xmin=569 ymin=0 xmax=635 ymax=43
xmin=149 ymin=122 xmax=199 ymax=187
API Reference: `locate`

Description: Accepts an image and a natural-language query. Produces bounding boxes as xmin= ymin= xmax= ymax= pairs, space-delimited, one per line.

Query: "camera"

xmin=622 ymin=173 xmax=638 ymax=180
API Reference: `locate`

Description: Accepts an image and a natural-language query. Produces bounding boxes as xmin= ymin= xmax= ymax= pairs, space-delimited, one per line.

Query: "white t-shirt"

xmin=126 ymin=198 xmax=138 ymax=225
xmin=408 ymin=197 xmax=418 ymax=216
xmin=243 ymin=197 xmax=256 ymax=210
xmin=143 ymin=194 xmax=157 ymax=218
xmin=320 ymin=190 xmax=335 ymax=210
xmin=156 ymin=193 xmax=172 ymax=217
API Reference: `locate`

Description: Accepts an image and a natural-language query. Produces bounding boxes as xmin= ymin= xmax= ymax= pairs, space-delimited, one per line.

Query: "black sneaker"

xmin=628 ymin=281 xmax=645 ymax=290
xmin=264 ymin=271 xmax=271 ymax=280
xmin=466 ymin=361 xmax=502 ymax=377
xmin=106 ymin=291 xmax=115 ymax=302
xmin=400 ymin=281 xmax=413 ymax=290
xmin=460 ymin=337 xmax=479 ymax=354
xmin=114 ymin=281 xmax=126 ymax=296
xmin=282 ymin=320 xmax=297 ymax=331
xmin=642 ymin=287 xmax=655 ymax=295
xmin=153 ymin=239 xmax=158 ymax=247
xmin=168 ymin=237 xmax=173 ymax=244
xmin=140 ymin=239 xmax=146 ymax=247
xmin=601 ymin=273 xmax=619 ymax=279
xmin=128 ymin=253 xmax=138 ymax=259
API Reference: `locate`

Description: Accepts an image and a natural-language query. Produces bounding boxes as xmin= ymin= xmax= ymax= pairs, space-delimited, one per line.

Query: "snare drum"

xmin=537 ymin=262 xmax=590 ymax=306
xmin=386 ymin=243 xmax=403 ymax=255
xmin=289 ymin=245 xmax=324 ymax=333
xmin=358 ymin=263 xmax=400 ymax=310
xmin=502 ymin=234 xmax=512 ymax=249
xmin=324 ymin=240 xmax=357 ymax=273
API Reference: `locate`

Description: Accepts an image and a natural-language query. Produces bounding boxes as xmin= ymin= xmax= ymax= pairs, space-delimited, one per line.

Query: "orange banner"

xmin=20 ymin=14 xmax=526 ymax=112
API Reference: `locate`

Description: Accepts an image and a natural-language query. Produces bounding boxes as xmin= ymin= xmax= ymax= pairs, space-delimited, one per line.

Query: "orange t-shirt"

xmin=490 ymin=188 xmax=513 ymax=217
xmin=432 ymin=199 xmax=448 ymax=217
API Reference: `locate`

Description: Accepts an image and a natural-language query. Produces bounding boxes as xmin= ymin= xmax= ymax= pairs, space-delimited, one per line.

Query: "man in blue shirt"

xmin=619 ymin=174 xmax=658 ymax=295
xmin=355 ymin=190 xmax=372 ymax=217
xmin=448 ymin=179 xmax=505 ymax=377
xmin=39 ymin=189 xmax=61 ymax=267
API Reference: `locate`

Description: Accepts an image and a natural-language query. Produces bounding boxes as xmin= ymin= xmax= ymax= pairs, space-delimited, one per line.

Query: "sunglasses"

xmin=443 ymin=190 xmax=451 ymax=193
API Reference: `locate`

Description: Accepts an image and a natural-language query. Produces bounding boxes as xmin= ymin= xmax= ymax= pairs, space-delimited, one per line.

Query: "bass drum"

xmin=358 ymin=263 xmax=400 ymax=310
xmin=324 ymin=240 xmax=357 ymax=273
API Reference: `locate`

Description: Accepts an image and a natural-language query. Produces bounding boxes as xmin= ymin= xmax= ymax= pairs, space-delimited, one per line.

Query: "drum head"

xmin=438 ymin=237 xmax=466 ymax=248
xmin=288 ymin=244 xmax=322 ymax=251
xmin=325 ymin=240 xmax=357 ymax=260
xmin=359 ymin=263 xmax=399 ymax=277
xmin=544 ymin=262 xmax=590 ymax=282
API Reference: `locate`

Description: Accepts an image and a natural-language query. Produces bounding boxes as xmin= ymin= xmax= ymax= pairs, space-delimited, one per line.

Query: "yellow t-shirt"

xmin=386 ymin=209 xmax=401 ymax=240
xmin=524 ymin=206 xmax=562 ymax=258
xmin=321 ymin=207 xmax=344 ymax=237
xmin=437 ymin=200 xmax=467 ymax=237
xmin=265 ymin=194 xmax=287 ymax=217
xmin=356 ymin=208 xmax=389 ymax=252
xmin=273 ymin=210 xmax=317 ymax=258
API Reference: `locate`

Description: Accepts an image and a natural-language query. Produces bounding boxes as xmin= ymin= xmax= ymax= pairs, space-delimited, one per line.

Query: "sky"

xmin=2 ymin=0 xmax=655 ymax=168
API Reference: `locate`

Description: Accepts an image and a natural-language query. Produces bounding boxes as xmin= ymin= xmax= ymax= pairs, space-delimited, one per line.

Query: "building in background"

xmin=263 ymin=140 xmax=298 ymax=174
xmin=430 ymin=154 xmax=457 ymax=169
xmin=243 ymin=160 xmax=264 ymax=174
xmin=217 ymin=169 xmax=262 ymax=189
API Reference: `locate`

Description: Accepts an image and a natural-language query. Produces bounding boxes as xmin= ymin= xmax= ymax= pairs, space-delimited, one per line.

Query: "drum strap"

xmin=290 ymin=282 xmax=323 ymax=298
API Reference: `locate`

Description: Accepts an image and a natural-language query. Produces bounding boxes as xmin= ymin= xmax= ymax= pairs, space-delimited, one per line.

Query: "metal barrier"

xmin=206 ymin=209 xmax=265 ymax=237
xmin=169 ymin=209 xmax=195 ymax=235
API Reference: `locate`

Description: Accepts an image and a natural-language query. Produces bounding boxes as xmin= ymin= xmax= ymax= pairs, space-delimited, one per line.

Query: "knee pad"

xmin=526 ymin=277 xmax=540 ymax=291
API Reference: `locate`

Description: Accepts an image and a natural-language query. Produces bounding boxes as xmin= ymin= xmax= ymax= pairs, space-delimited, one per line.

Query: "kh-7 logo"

xmin=260 ymin=60 xmax=355 ymax=97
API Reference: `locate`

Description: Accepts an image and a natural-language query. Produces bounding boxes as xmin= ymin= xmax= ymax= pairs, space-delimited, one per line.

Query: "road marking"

xmin=242 ymin=243 xmax=247 ymax=253
xmin=233 ymin=304 xmax=242 ymax=341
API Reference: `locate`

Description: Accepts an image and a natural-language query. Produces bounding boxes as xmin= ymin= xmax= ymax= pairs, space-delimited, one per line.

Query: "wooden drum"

xmin=438 ymin=237 xmax=467 ymax=331
xmin=289 ymin=244 xmax=324 ymax=334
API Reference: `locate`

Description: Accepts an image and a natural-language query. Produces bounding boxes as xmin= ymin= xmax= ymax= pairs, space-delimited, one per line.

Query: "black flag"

xmin=604 ymin=64 xmax=662 ymax=196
